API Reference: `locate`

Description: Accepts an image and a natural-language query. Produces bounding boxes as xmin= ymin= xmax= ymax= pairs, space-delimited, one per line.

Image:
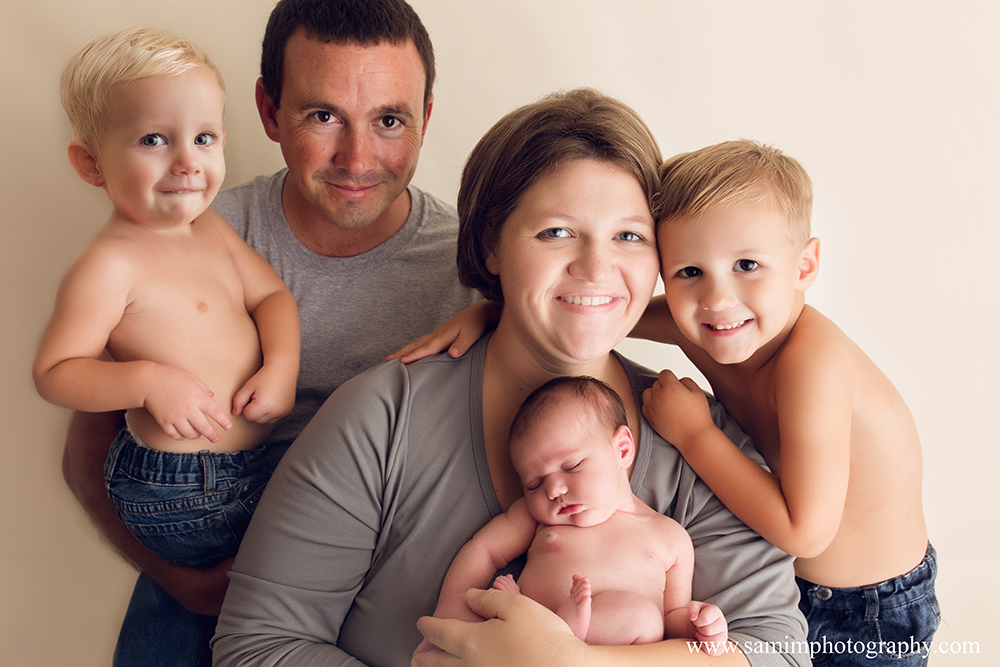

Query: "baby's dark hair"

xmin=509 ymin=376 xmax=627 ymax=444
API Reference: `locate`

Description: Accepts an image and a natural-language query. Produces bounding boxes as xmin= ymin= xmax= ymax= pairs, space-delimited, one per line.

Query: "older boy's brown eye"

xmin=735 ymin=260 xmax=759 ymax=272
xmin=678 ymin=267 xmax=702 ymax=279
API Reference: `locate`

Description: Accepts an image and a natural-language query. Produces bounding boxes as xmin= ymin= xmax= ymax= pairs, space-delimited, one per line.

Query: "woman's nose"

xmin=568 ymin=240 xmax=611 ymax=282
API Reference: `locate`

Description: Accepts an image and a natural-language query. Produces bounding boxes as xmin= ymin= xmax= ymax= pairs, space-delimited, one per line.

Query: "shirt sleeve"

xmin=211 ymin=362 xmax=409 ymax=666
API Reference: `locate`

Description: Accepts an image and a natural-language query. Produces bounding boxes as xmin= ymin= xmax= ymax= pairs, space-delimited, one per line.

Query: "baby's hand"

xmin=144 ymin=364 xmax=232 ymax=442
xmin=387 ymin=300 xmax=501 ymax=364
xmin=641 ymin=369 xmax=714 ymax=451
xmin=233 ymin=363 xmax=296 ymax=425
xmin=688 ymin=601 xmax=728 ymax=657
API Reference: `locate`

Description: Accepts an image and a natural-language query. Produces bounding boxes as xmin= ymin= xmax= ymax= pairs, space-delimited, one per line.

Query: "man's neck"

xmin=281 ymin=181 xmax=412 ymax=258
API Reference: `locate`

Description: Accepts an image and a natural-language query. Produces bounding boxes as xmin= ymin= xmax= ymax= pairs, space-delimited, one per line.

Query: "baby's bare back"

xmin=104 ymin=219 xmax=270 ymax=453
xmin=516 ymin=508 xmax=673 ymax=619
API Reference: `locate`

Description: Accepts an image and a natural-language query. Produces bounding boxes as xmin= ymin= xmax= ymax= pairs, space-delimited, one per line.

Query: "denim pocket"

xmin=121 ymin=505 xmax=241 ymax=568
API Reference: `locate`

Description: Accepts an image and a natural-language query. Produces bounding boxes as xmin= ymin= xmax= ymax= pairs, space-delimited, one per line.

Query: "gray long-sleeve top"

xmin=213 ymin=335 xmax=808 ymax=666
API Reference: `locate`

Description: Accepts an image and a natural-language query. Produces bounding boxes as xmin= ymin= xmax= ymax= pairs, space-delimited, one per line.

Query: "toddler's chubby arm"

xmin=209 ymin=210 xmax=301 ymax=425
xmin=32 ymin=240 xmax=233 ymax=442
xmin=388 ymin=300 xmax=501 ymax=364
xmin=414 ymin=498 xmax=538 ymax=656
xmin=659 ymin=517 xmax=728 ymax=656
xmin=642 ymin=343 xmax=851 ymax=558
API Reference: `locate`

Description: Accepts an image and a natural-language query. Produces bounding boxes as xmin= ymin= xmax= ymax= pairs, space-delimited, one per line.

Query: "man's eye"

xmin=379 ymin=116 xmax=402 ymax=129
xmin=194 ymin=133 xmax=216 ymax=146
xmin=677 ymin=266 xmax=702 ymax=278
xmin=541 ymin=228 xmax=571 ymax=239
xmin=735 ymin=259 xmax=759 ymax=272
xmin=313 ymin=111 xmax=336 ymax=124
xmin=141 ymin=134 xmax=166 ymax=147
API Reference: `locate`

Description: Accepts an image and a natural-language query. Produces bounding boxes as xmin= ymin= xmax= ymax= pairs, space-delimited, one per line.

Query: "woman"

xmin=213 ymin=89 xmax=808 ymax=667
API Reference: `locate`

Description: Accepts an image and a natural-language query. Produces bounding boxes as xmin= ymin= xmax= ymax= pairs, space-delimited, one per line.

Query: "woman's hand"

xmin=412 ymin=588 xmax=587 ymax=667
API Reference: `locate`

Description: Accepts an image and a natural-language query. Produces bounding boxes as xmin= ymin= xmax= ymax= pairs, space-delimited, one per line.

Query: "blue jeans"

xmin=797 ymin=544 xmax=940 ymax=666
xmin=104 ymin=427 xmax=277 ymax=567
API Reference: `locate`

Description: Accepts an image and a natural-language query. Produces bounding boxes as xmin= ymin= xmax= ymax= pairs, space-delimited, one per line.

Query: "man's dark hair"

xmin=261 ymin=0 xmax=435 ymax=111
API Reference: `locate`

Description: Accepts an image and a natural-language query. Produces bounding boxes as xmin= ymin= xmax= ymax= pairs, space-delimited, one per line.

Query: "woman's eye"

xmin=141 ymin=134 xmax=165 ymax=147
xmin=617 ymin=231 xmax=643 ymax=242
xmin=735 ymin=259 xmax=759 ymax=272
xmin=677 ymin=266 xmax=702 ymax=279
xmin=541 ymin=228 xmax=571 ymax=239
xmin=194 ymin=133 xmax=216 ymax=146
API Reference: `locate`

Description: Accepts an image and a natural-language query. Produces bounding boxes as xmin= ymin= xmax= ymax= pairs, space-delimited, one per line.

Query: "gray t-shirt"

xmin=212 ymin=334 xmax=809 ymax=667
xmin=212 ymin=170 xmax=480 ymax=450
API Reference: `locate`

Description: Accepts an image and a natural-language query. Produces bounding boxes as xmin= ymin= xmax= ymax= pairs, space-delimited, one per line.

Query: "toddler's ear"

xmin=67 ymin=140 xmax=105 ymax=188
xmin=796 ymin=237 xmax=820 ymax=291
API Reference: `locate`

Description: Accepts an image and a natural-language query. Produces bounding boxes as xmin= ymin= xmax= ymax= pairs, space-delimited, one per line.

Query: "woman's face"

xmin=487 ymin=159 xmax=659 ymax=366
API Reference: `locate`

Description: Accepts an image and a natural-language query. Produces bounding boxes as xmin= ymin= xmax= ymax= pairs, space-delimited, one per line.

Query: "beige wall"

xmin=2 ymin=1 xmax=996 ymax=664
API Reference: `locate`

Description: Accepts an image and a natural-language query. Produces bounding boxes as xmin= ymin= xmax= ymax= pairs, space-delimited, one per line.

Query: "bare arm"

xmin=212 ymin=211 xmax=301 ymax=425
xmin=642 ymin=361 xmax=850 ymax=558
xmin=628 ymin=294 xmax=682 ymax=344
xmin=62 ymin=410 xmax=232 ymax=615
xmin=33 ymin=243 xmax=231 ymax=441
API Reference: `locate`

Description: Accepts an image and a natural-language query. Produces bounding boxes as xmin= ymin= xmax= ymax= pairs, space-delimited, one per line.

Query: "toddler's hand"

xmin=388 ymin=301 xmax=501 ymax=364
xmin=233 ymin=364 xmax=296 ymax=424
xmin=641 ymin=369 xmax=714 ymax=451
xmin=144 ymin=364 xmax=231 ymax=442
xmin=688 ymin=600 xmax=728 ymax=657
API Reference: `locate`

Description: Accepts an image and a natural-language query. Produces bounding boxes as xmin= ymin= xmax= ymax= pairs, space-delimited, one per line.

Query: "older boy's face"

xmin=95 ymin=67 xmax=226 ymax=230
xmin=266 ymin=30 xmax=430 ymax=233
xmin=512 ymin=407 xmax=633 ymax=528
xmin=657 ymin=199 xmax=808 ymax=365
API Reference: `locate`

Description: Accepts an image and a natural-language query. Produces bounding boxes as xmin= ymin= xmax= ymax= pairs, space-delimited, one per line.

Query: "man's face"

xmin=264 ymin=30 xmax=430 ymax=232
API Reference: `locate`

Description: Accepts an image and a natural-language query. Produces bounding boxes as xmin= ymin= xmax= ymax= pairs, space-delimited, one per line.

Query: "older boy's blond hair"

xmin=61 ymin=26 xmax=224 ymax=147
xmin=656 ymin=139 xmax=813 ymax=248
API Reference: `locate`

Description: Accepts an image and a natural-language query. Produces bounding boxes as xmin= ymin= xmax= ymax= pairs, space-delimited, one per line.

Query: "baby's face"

xmin=513 ymin=409 xmax=632 ymax=528
xmin=656 ymin=199 xmax=808 ymax=365
xmin=95 ymin=67 xmax=226 ymax=230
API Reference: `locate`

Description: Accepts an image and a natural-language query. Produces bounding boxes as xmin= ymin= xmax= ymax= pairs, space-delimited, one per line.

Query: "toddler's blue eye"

xmin=735 ymin=259 xmax=759 ymax=272
xmin=194 ymin=133 xmax=215 ymax=146
xmin=141 ymin=134 xmax=165 ymax=147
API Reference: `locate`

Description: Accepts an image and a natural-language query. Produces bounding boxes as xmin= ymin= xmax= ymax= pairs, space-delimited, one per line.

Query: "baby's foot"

xmin=492 ymin=574 xmax=521 ymax=594
xmin=557 ymin=575 xmax=592 ymax=641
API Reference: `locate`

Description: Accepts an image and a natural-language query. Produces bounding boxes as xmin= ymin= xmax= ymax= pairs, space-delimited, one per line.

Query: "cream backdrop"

xmin=2 ymin=1 xmax=996 ymax=665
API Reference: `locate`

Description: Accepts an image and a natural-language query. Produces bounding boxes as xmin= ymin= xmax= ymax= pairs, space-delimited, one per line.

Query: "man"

xmin=61 ymin=1 xmax=478 ymax=664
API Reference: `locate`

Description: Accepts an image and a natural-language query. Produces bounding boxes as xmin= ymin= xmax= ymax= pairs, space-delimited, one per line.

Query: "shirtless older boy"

xmin=33 ymin=27 xmax=300 ymax=568
xmin=417 ymin=376 xmax=727 ymax=655
xmin=639 ymin=140 xmax=938 ymax=666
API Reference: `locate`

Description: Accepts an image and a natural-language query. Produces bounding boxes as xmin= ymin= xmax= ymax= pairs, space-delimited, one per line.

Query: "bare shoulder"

xmin=775 ymin=306 xmax=862 ymax=384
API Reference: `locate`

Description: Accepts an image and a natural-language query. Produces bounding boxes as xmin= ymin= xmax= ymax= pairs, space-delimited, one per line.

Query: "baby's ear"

xmin=613 ymin=425 xmax=636 ymax=469
xmin=66 ymin=140 xmax=105 ymax=188
xmin=796 ymin=237 xmax=820 ymax=291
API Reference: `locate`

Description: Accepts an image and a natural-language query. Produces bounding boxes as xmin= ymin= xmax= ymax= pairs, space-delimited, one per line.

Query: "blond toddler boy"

xmin=415 ymin=376 xmax=727 ymax=656
xmin=33 ymin=27 xmax=300 ymax=567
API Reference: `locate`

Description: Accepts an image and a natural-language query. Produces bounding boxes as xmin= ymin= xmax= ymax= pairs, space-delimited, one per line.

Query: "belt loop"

xmin=865 ymin=586 xmax=880 ymax=621
xmin=199 ymin=451 xmax=215 ymax=495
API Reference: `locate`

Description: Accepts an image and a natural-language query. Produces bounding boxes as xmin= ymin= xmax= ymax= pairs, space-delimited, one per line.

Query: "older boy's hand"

xmin=641 ymin=369 xmax=714 ymax=452
xmin=145 ymin=364 xmax=232 ymax=442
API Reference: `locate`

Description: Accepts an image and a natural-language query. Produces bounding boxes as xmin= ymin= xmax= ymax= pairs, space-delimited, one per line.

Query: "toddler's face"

xmin=95 ymin=67 xmax=226 ymax=230
xmin=512 ymin=407 xmax=632 ymax=528
xmin=656 ymin=199 xmax=808 ymax=365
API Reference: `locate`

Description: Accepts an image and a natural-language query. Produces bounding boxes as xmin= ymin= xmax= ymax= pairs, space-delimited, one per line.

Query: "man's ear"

xmin=612 ymin=425 xmax=636 ymax=469
xmin=797 ymin=237 xmax=820 ymax=291
xmin=419 ymin=94 xmax=434 ymax=145
xmin=67 ymin=140 xmax=105 ymax=188
xmin=255 ymin=77 xmax=281 ymax=143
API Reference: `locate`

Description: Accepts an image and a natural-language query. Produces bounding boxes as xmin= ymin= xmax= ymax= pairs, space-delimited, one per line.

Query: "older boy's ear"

xmin=67 ymin=141 xmax=105 ymax=188
xmin=255 ymin=78 xmax=281 ymax=143
xmin=613 ymin=425 xmax=636 ymax=468
xmin=796 ymin=237 xmax=821 ymax=290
